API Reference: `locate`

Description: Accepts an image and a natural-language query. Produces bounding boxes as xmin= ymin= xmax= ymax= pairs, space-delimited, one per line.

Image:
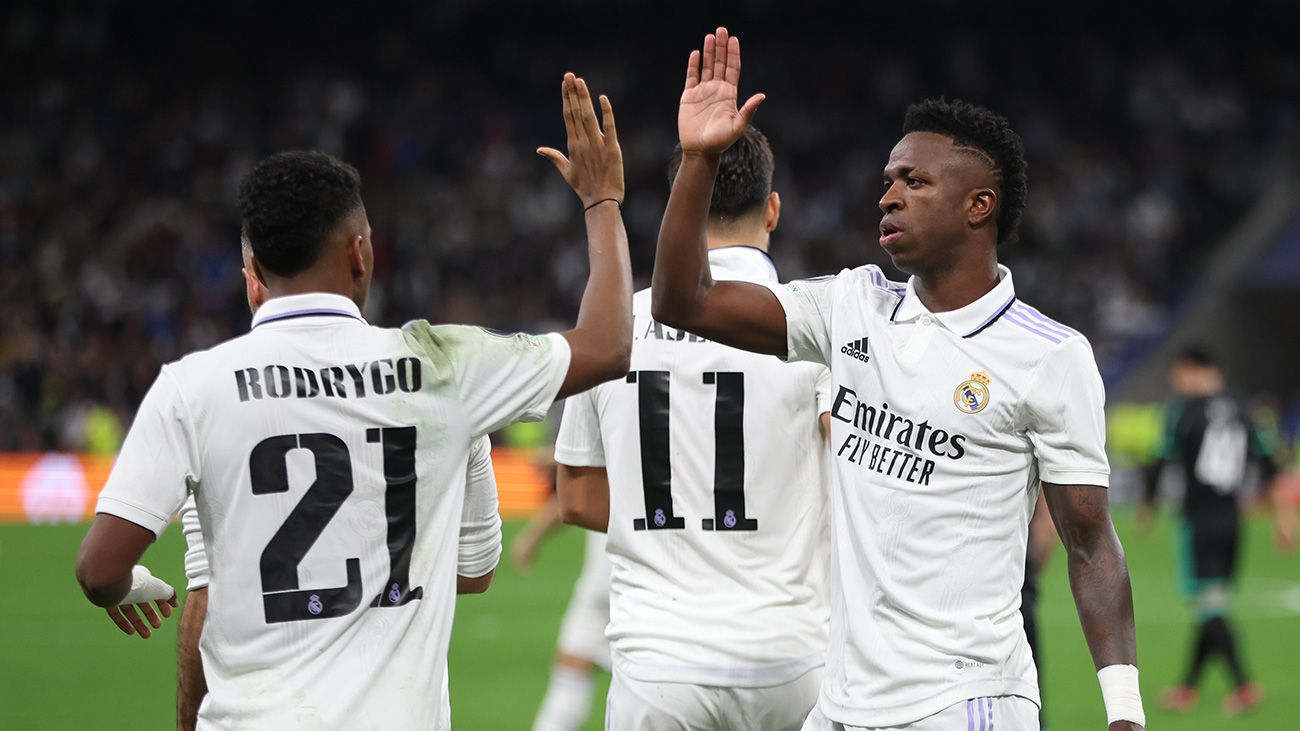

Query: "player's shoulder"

xmin=400 ymin=319 xmax=555 ymax=368
xmin=162 ymin=331 xmax=261 ymax=384
xmin=787 ymin=264 xmax=905 ymax=299
xmin=996 ymin=299 xmax=1095 ymax=364
xmin=401 ymin=319 xmax=546 ymax=347
xmin=848 ymin=263 xmax=908 ymax=296
xmin=1000 ymin=300 xmax=1085 ymax=342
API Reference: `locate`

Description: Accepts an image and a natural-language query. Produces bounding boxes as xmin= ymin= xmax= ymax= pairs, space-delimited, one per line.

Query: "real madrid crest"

xmin=953 ymin=371 xmax=992 ymax=414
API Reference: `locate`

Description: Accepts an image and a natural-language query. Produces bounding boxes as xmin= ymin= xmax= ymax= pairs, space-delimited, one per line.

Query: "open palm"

xmin=679 ymin=27 xmax=765 ymax=155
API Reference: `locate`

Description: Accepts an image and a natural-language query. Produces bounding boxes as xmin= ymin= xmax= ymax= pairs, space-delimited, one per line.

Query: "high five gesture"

xmin=652 ymin=27 xmax=790 ymax=357
xmin=679 ymin=27 xmax=766 ymax=155
xmin=538 ymin=72 xmax=624 ymax=210
xmin=539 ymin=72 xmax=633 ymax=397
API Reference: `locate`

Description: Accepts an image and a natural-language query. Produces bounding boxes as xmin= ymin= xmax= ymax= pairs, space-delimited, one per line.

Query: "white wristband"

xmin=1097 ymin=664 xmax=1145 ymax=726
xmin=120 ymin=565 xmax=176 ymax=605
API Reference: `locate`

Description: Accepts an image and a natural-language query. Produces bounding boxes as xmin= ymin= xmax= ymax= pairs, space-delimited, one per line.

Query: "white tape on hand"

xmin=1098 ymin=664 xmax=1146 ymax=726
xmin=120 ymin=565 xmax=176 ymax=605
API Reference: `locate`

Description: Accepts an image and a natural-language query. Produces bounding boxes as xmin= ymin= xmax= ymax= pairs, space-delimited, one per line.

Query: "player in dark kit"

xmin=1142 ymin=346 xmax=1280 ymax=716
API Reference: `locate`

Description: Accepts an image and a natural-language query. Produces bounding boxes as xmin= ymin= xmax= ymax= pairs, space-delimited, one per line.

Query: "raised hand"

xmin=538 ymin=73 xmax=624 ymax=210
xmin=679 ymin=26 xmax=765 ymax=155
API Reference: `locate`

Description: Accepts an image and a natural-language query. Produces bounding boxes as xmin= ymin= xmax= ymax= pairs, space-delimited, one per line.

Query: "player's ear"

xmin=248 ymin=256 xmax=270 ymax=288
xmin=346 ymin=234 xmax=368 ymax=280
xmin=765 ymin=191 xmax=781 ymax=233
xmin=242 ymin=266 xmax=268 ymax=312
xmin=968 ymin=188 xmax=997 ymax=230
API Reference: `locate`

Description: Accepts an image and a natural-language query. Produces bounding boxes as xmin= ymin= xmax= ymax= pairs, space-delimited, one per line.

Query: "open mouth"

xmin=879 ymin=222 xmax=903 ymax=247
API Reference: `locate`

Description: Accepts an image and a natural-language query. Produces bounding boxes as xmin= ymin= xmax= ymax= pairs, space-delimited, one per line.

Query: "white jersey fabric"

xmin=181 ymin=435 xmax=503 ymax=589
xmin=556 ymin=246 xmax=833 ymax=689
xmin=96 ymin=292 xmax=570 ymax=730
xmin=763 ymin=264 xmax=1110 ymax=726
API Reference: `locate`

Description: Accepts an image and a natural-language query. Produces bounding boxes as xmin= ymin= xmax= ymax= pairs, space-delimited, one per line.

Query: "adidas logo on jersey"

xmin=840 ymin=337 xmax=871 ymax=362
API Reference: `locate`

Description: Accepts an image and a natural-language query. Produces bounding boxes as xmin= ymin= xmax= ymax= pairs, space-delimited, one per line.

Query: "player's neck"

xmin=705 ymin=230 xmax=769 ymax=253
xmin=911 ymin=251 xmax=999 ymax=314
xmin=264 ymin=271 xmax=362 ymax=308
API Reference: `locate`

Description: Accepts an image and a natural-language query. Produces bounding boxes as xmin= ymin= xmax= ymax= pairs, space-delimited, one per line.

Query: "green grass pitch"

xmin=1 ymin=514 xmax=1295 ymax=729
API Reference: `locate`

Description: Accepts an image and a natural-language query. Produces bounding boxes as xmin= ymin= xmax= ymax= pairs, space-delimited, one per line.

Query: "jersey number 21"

xmin=248 ymin=427 xmax=422 ymax=623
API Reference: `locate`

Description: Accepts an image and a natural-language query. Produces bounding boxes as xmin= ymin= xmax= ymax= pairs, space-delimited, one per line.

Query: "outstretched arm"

xmin=1043 ymin=482 xmax=1144 ymax=730
xmin=538 ymin=74 xmax=633 ymax=398
xmin=651 ymin=27 xmax=787 ymax=356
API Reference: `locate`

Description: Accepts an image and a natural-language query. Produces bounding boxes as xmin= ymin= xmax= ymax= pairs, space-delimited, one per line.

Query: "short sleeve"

xmin=761 ymin=276 xmax=837 ymax=366
xmin=95 ymin=368 xmax=197 ymax=537
xmin=554 ymin=390 xmax=605 ymax=468
xmin=458 ymin=435 xmax=502 ymax=578
xmin=403 ymin=322 xmax=572 ymax=436
xmin=1022 ymin=337 xmax=1110 ymax=487
xmin=813 ymin=366 xmax=835 ymax=415
xmin=180 ymin=494 xmax=209 ymax=591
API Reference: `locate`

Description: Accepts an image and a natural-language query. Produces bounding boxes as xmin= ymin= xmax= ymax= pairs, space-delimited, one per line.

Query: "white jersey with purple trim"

xmin=95 ymin=292 xmax=570 ymax=731
xmin=180 ymin=435 xmax=504 ymax=589
xmin=764 ymin=264 xmax=1109 ymax=727
xmin=556 ymin=246 xmax=833 ymax=688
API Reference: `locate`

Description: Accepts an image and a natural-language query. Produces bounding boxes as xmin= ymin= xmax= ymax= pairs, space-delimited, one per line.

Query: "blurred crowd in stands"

xmin=2 ymin=4 xmax=1299 ymax=453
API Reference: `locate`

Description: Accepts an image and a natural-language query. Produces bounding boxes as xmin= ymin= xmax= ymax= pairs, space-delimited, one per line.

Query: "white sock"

xmin=531 ymin=665 xmax=595 ymax=731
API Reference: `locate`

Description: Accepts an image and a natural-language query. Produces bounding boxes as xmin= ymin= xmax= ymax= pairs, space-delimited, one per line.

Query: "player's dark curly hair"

xmin=238 ymin=151 xmax=363 ymax=277
xmin=903 ymin=98 xmax=1027 ymax=247
xmin=668 ymin=126 xmax=774 ymax=219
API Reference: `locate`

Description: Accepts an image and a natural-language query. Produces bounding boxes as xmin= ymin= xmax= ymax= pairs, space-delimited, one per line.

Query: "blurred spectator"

xmin=1 ymin=4 xmax=1297 ymax=449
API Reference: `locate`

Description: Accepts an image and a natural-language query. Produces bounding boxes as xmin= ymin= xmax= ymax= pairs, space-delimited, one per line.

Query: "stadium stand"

xmin=1 ymin=3 xmax=1298 ymax=455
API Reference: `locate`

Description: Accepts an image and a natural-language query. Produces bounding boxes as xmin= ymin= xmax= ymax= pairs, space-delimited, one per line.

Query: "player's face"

xmin=1170 ymin=361 xmax=1197 ymax=396
xmin=1171 ymin=360 xmax=1219 ymax=396
xmin=878 ymin=132 xmax=992 ymax=274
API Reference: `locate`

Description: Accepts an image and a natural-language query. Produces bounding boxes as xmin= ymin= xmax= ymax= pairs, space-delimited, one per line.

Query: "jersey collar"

xmin=708 ymin=245 xmax=779 ymax=284
xmin=890 ymin=264 xmax=1017 ymax=338
xmin=251 ymin=292 xmax=368 ymax=329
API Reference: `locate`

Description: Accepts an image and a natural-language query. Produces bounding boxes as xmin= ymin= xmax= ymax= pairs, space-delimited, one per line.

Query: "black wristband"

xmin=584 ymin=197 xmax=622 ymax=212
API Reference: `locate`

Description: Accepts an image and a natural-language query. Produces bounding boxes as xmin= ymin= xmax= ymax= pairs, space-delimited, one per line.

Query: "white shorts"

xmin=606 ymin=666 xmax=822 ymax=731
xmin=801 ymin=695 xmax=1039 ymax=731
xmin=556 ymin=531 xmax=611 ymax=668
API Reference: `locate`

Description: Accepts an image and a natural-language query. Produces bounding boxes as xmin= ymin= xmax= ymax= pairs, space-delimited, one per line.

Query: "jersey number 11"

xmin=628 ymin=370 xmax=757 ymax=533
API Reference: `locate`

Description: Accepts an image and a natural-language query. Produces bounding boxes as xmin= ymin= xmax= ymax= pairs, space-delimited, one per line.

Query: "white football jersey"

xmin=180 ymin=435 xmax=503 ymax=589
xmin=555 ymin=247 xmax=833 ymax=688
xmin=764 ymin=265 xmax=1109 ymax=727
xmin=96 ymin=292 xmax=569 ymax=730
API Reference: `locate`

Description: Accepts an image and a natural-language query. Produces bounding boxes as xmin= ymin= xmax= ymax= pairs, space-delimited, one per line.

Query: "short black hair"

xmin=668 ymin=126 xmax=774 ymax=219
xmin=238 ymin=151 xmax=363 ymax=277
xmin=1175 ymin=345 xmax=1217 ymax=368
xmin=902 ymin=98 xmax=1027 ymax=248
